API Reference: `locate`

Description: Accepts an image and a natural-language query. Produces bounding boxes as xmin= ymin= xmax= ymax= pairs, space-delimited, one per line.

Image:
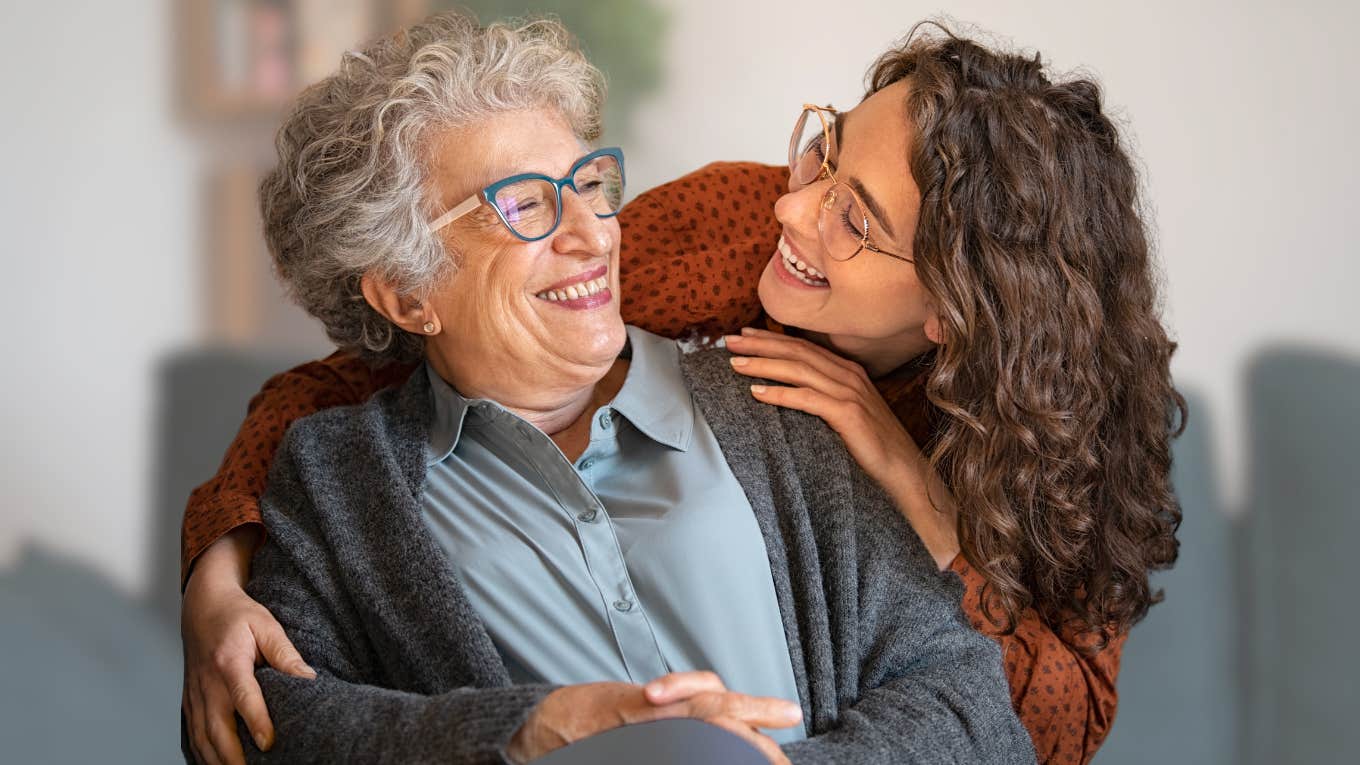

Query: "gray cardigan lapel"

xmin=339 ymin=371 xmax=513 ymax=693
xmin=679 ymin=348 xmax=841 ymax=733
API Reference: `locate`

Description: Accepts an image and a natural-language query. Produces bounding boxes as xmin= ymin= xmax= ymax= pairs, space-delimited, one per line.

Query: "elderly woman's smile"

xmin=533 ymin=263 xmax=611 ymax=307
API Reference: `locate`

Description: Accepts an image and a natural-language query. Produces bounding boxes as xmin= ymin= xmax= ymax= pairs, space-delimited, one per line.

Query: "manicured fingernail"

xmin=730 ymin=356 xmax=749 ymax=367
xmin=740 ymin=327 xmax=758 ymax=336
xmin=784 ymin=705 xmax=803 ymax=723
xmin=750 ymin=384 xmax=767 ymax=394
xmin=253 ymin=731 xmax=269 ymax=750
xmin=644 ymin=682 xmax=662 ymax=697
xmin=723 ymin=334 xmax=742 ymax=344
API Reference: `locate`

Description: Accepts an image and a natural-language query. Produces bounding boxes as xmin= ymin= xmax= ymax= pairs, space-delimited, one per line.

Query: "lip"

xmin=540 ymin=264 xmax=608 ymax=293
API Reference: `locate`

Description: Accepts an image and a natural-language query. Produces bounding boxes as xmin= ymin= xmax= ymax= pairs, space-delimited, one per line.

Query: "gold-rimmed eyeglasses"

xmin=789 ymin=104 xmax=912 ymax=264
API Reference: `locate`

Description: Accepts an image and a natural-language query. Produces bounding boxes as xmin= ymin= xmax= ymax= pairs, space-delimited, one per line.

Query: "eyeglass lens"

xmin=819 ymin=182 xmax=872 ymax=261
xmin=789 ymin=109 xmax=834 ymax=187
xmin=491 ymin=153 xmax=624 ymax=239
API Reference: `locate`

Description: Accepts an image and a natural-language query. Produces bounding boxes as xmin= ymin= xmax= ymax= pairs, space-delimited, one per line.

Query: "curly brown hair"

xmin=869 ymin=24 xmax=1186 ymax=648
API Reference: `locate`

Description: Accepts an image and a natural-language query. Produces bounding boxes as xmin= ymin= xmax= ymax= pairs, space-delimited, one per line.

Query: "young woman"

xmin=180 ymin=23 xmax=1182 ymax=765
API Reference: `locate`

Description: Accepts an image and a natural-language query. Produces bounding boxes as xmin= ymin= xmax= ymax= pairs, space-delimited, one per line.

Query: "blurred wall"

xmin=0 ymin=0 xmax=200 ymax=593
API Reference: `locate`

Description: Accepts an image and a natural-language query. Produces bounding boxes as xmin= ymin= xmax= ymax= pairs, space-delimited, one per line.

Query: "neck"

xmin=800 ymin=328 xmax=935 ymax=379
xmin=428 ymin=352 xmax=626 ymax=437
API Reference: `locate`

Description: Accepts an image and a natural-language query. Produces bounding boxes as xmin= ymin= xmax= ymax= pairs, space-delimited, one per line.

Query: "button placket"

xmin=563 ymin=462 xmax=666 ymax=682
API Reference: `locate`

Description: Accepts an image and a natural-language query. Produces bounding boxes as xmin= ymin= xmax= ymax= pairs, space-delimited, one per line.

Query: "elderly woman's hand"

xmin=181 ymin=527 xmax=315 ymax=765
xmin=506 ymin=672 xmax=799 ymax=764
xmin=726 ymin=327 xmax=960 ymax=570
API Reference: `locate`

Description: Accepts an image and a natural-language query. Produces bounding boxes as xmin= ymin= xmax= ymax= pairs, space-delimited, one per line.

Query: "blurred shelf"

xmin=177 ymin=0 xmax=432 ymax=124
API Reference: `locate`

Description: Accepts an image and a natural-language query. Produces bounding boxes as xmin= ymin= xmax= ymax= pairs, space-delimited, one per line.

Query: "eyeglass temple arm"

xmin=429 ymin=194 xmax=483 ymax=233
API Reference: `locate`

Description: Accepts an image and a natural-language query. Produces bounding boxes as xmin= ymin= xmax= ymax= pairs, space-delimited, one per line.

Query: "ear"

xmin=360 ymin=273 xmax=440 ymax=335
xmin=923 ymin=311 xmax=945 ymax=346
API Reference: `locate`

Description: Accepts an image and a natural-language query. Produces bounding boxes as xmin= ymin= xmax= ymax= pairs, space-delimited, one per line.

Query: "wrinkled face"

xmin=424 ymin=109 xmax=625 ymax=393
xmin=758 ymin=80 xmax=936 ymax=360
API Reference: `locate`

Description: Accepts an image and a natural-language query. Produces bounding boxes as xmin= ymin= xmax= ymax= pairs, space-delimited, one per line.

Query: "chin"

xmin=757 ymin=264 xmax=807 ymax=330
xmin=573 ymin=314 xmax=628 ymax=364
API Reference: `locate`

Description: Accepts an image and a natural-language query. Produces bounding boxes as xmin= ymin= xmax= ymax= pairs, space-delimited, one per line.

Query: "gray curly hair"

xmin=260 ymin=12 xmax=605 ymax=364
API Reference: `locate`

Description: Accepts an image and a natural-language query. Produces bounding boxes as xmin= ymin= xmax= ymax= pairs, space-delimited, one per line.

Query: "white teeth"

xmin=776 ymin=237 xmax=828 ymax=286
xmin=777 ymin=236 xmax=827 ymax=281
xmin=535 ymin=275 xmax=611 ymax=302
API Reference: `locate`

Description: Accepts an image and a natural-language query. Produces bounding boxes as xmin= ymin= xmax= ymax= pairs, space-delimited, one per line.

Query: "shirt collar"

xmin=425 ymin=363 xmax=475 ymax=466
xmin=424 ymin=325 xmax=693 ymax=465
xmin=610 ymin=325 xmax=694 ymax=452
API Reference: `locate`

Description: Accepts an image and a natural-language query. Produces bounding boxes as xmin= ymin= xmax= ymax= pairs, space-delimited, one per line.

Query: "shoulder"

xmin=679 ymin=343 xmax=862 ymax=474
xmin=680 ymin=345 xmax=944 ymax=576
xmin=677 ymin=344 xmax=766 ymax=417
xmin=272 ymin=371 xmax=430 ymax=485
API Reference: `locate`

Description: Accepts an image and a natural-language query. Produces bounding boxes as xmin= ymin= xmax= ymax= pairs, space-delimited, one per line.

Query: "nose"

xmin=774 ymin=179 xmax=824 ymax=244
xmin=551 ymin=187 xmax=613 ymax=257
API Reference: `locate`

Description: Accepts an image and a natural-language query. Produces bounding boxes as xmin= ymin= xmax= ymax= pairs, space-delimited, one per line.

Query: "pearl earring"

xmin=422 ymin=322 xmax=436 ymax=334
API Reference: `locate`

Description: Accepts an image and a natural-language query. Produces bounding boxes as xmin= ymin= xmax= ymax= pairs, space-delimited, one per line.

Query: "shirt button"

xmin=577 ymin=508 xmax=598 ymax=524
xmin=613 ymin=598 xmax=634 ymax=613
xmin=579 ymin=457 xmax=596 ymax=471
xmin=598 ymin=412 xmax=613 ymax=429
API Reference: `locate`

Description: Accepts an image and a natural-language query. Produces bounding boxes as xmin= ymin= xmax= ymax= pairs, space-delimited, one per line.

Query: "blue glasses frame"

xmin=428 ymin=146 xmax=626 ymax=242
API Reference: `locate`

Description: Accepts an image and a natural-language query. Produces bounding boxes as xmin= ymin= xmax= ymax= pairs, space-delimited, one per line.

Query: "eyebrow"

xmin=847 ymin=177 xmax=897 ymax=241
xmin=833 ymin=109 xmax=898 ymax=241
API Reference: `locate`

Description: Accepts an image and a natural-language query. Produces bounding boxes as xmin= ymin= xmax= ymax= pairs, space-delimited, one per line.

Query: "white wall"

xmin=0 ymin=0 xmax=198 ymax=593
xmin=629 ymin=0 xmax=1360 ymax=510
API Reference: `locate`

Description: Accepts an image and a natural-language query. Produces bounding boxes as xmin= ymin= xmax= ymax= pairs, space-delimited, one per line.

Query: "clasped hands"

xmin=507 ymin=671 xmax=801 ymax=764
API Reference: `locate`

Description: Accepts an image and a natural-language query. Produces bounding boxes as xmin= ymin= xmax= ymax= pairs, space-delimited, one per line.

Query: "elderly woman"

xmin=180 ymin=13 xmax=1031 ymax=765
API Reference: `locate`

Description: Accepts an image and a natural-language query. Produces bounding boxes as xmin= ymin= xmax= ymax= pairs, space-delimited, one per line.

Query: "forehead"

xmin=836 ymin=80 xmax=920 ymax=242
xmin=427 ymin=109 xmax=582 ymax=203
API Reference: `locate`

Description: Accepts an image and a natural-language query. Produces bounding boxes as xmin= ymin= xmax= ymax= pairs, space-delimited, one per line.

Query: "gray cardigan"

xmin=235 ymin=347 xmax=1035 ymax=764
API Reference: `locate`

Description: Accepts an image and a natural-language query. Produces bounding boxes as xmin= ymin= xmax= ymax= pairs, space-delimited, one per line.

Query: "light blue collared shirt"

xmin=419 ymin=326 xmax=804 ymax=743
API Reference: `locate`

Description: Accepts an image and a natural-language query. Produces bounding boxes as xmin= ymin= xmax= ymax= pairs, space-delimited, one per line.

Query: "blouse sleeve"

xmin=619 ymin=161 xmax=786 ymax=338
xmin=179 ymin=352 xmax=414 ymax=585
xmin=949 ymin=556 xmax=1125 ymax=765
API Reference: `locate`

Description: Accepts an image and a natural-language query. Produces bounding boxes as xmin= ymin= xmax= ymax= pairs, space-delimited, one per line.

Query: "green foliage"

xmin=431 ymin=0 xmax=668 ymax=139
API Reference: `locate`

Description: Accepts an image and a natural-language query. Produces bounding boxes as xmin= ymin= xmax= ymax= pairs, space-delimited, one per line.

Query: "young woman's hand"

xmin=181 ymin=527 xmax=315 ymax=765
xmin=726 ymin=328 xmax=960 ymax=569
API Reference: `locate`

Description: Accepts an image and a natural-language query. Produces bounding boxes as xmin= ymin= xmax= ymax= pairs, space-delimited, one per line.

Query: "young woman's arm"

xmin=952 ymin=559 xmax=1123 ymax=765
xmin=180 ymin=352 xmax=412 ymax=582
xmin=181 ymin=352 xmax=413 ymax=765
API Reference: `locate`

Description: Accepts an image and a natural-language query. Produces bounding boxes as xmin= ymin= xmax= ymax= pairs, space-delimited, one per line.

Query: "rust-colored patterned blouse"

xmin=182 ymin=161 xmax=1121 ymax=765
